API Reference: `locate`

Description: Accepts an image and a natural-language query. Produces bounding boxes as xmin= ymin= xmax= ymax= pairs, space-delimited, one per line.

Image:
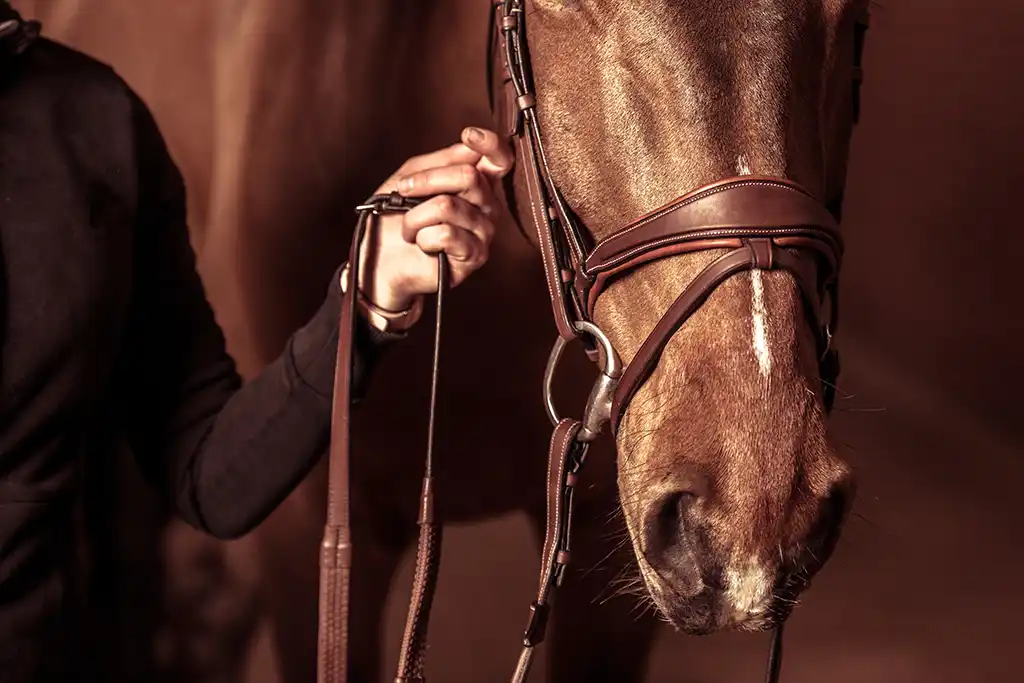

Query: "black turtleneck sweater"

xmin=0 ymin=8 xmax=386 ymax=681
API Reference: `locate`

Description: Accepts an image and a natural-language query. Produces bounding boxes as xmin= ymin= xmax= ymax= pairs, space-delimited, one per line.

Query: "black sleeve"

xmin=113 ymin=90 xmax=397 ymax=539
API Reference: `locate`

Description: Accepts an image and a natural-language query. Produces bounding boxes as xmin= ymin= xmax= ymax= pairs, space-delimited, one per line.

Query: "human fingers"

xmin=461 ymin=126 xmax=514 ymax=178
xmin=394 ymin=143 xmax=483 ymax=178
xmin=402 ymin=194 xmax=495 ymax=249
xmin=395 ymin=163 xmax=496 ymax=215
xmin=411 ymin=223 xmax=488 ymax=270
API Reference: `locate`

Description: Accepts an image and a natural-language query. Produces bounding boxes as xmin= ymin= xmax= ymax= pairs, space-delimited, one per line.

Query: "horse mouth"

xmin=656 ymin=596 xmax=782 ymax=635
xmin=640 ymin=566 xmax=810 ymax=635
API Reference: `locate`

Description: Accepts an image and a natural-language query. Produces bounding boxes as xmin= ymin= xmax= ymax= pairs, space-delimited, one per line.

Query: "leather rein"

xmin=317 ymin=2 xmax=869 ymax=682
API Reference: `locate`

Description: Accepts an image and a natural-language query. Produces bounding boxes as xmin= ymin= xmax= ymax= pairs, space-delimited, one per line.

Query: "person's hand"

xmin=354 ymin=126 xmax=514 ymax=314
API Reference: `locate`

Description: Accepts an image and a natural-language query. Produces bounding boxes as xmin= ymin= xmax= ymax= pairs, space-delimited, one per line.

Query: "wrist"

xmin=364 ymin=287 xmax=417 ymax=314
xmin=352 ymin=248 xmax=418 ymax=311
xmin=340 ymin=263 xmax=423 ymax=333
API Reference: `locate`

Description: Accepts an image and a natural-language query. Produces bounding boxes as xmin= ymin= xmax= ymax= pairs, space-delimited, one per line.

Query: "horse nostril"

xmin=661 ymin=490 xmax=698 ymax=522
xmin=826 ymin=483 xmax=848 ymax=517
xmin=646 ymin=489 xmax=701 ymax=558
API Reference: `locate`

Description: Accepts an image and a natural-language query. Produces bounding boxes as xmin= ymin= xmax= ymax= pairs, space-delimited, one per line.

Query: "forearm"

xmin=275 ymin=265 xmax=395 ymax=403
xmin=118 ymin=82 xmax=424 ymax=542
xmin=117 ymin=103 xmax=397 ymax=537
xmin=171 ymin=268 xmax=400 ymax=539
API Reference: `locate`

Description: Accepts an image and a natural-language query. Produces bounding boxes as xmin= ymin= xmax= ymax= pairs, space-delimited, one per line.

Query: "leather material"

xmin=575 ymin=176 xmax=842 ymax=319
xmin=393 ymin=254 xmax=448 ymax=683
xmin=583 ymin=177 xmax=840 ymax=274
xmin=317 ymin=205 xmax=363 ymax=683
xmin=579 ymin=178 xmax=838 ymax=290
xmin=517 ymin=129 xmax=578 ymax=341
xmin=608 ymin=239 xmax=833 ymax=433
xmin=511 ymin=418 xmax=587 ymax=683
xmin=319 ymin=193 xmax=439 ymax=683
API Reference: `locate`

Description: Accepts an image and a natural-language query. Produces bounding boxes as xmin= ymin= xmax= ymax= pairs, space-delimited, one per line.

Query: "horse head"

xmin=490 ymin=0 xmax=868 ymax=635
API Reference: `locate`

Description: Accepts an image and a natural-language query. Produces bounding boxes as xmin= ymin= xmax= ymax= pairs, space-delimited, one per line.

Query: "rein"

xmin=317 ymin=192 xmax=448 ymax=683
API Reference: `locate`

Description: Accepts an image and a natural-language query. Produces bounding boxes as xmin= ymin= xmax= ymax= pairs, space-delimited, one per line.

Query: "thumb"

xmin=462 ymin=126 xmax=515 ymax=179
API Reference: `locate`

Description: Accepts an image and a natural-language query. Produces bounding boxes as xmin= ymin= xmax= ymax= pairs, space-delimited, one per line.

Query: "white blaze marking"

xmin=737 ymin=155 xmax=753 ymax=176
xmin=735 ymin=156 xmax=771 ymax=381
xmin=750 ymin=269 xmax=771 ymax=378
xmin=725 ymin=557 xmax=772 ymax=616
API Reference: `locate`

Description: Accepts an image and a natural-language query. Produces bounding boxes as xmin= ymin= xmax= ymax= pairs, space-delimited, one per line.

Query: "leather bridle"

xmin=317 ymin=2 xmax=869 ymax=682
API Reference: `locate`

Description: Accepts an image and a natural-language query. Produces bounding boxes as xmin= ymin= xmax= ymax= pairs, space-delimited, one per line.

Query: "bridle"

xmin=316 ymin=1 xmax=869 ymax=682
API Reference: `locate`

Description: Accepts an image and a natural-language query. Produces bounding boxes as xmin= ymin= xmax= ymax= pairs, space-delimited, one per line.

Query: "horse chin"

xmin=640 ymin=569 xmax=793 ymax=636
xmin=659 ymin=597 xmax=788 ymax=636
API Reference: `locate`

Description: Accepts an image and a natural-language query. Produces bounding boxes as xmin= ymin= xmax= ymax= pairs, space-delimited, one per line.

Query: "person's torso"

xmin=0 ymin=34 xmax=141 ymax=681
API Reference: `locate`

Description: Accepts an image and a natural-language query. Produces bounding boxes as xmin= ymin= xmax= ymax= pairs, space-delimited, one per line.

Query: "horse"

xmin=13 ymin=1 xmax=868 ymax=681
xmin=331 ymin=1 xmax=869 ymax=681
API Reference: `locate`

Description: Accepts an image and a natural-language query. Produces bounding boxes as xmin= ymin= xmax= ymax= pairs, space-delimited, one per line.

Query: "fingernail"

xmin=397 ymin=176 xmax=412 ymax=192
xmin=465 ymin=127 xmax=484 ymax=144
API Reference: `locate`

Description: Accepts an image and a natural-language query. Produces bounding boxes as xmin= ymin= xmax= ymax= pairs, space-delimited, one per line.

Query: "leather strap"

xmin=318 ymin=204 xmax=366 ymax=683
xmin=577 ymin=177 xmax=842 ymax=316
xmin=511 ymin=418 xmax=588 ymax=683
xmin=765 ymin=625 xmax=785 ymax=683
xmin=503 ymin=4 xmax=582 ymax=342
xmin=319 ymin=193 xmax=444 ymax=683
xmin=517 ymin=128 xmax=578 ymax=341
xmin=393 ymin=254 xmax=449 ymax=683
xmin=609 ymin=239 xmax=831 ymax=433
xmin=582 ymin=177 xmax=840 ymax=272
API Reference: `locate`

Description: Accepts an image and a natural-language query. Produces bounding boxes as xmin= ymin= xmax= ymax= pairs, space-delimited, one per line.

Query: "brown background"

xmin=11 ymin=1 xmax=1023 ymax=682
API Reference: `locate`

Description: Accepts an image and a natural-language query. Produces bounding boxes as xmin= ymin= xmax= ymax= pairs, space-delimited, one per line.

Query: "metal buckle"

xmin=354 ymin=191 xmax=422 ymax=215
xmin=542 ymin=321 xmax=622 ymax=442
